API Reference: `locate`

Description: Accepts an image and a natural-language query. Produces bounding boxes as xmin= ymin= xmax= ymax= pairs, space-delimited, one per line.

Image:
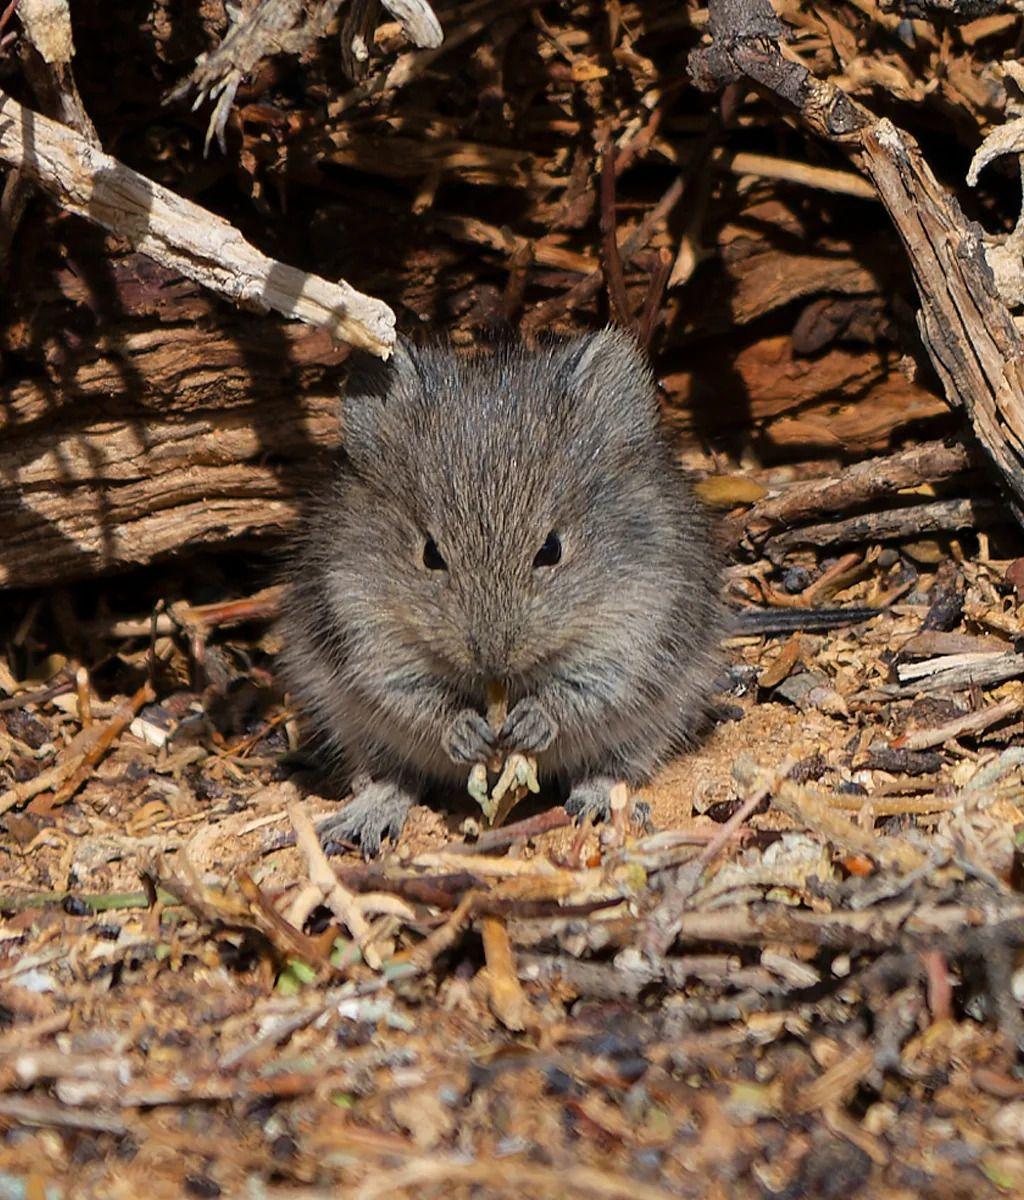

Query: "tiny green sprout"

xmin=277 ymin=959 xmax=317 ymax=994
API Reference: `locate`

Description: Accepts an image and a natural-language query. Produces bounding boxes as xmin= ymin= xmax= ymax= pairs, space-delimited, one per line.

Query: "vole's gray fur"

xmin=280 ymin=329 xmax=722 ymax=855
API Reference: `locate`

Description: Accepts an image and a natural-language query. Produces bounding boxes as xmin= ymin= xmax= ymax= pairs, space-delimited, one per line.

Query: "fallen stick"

xmin=736 ymin=440 xmax=975 ymax=549
xmin=722 ymin=149 xmax=876 ymax=199
xmin=0 ymin=675 xmax=75 ymax=713
xmin=88 ymin=585 xmax=285 ymax=640
xmin=335 ymin=1139 xmax=684 ymax=1200
xmin=480 ymin=914 xmax=534 ymax=1031
xmin=430 ymin=212 xmax=597 ymax=274
xmin=444 ymin=807 xmax=572 ymax=855
xmin=888 ymin=651 xmax=1024 ymax=695
xmin=598 ymin=139 xmax=632 ymax=328
xmin=405 ymin=891 xmax=478 ymax=972
xmin=764 ymin=497 xmax=996 ymax=560
xmin=827 ymin=794 xmax=963 ymax=817
xmin=893 ymin=694 xmax=1021 ymax=750
xmin=42 ymin=678 xmax=155 ymax=813
xmin=897 ymin=651 xmax=1017 ymax=683
xmin=0 ymin=1096 xmax=129 ymax=1136
xmin=288 ymin=801 xmax=383 ymax=970
xmin=0 ymin=89 xmax=395 ymax=356
xmin=0 ymin=672 xmax=158 ymax=816
xmin=658 ymin=903 xmax=1024 ymax=953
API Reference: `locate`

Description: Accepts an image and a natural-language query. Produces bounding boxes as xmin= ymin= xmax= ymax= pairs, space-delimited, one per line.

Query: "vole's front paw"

xmin=316 ymin=780 xmax=415 ymax=859
xmin=500 ymin=698 xmax=557 ymax=755
xmin=445 ymin=708 xmax=497 ymax=764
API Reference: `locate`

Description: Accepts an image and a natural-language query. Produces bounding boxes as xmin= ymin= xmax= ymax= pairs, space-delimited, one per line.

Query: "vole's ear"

xmin=340 ymin=340 xmax=420 ymax=462
xmin=557 ymin=326 xmax=659 ymax=436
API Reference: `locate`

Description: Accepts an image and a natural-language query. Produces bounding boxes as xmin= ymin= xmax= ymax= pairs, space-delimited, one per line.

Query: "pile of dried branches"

xmin=2 ymin=0 xmax=1023 ymax=586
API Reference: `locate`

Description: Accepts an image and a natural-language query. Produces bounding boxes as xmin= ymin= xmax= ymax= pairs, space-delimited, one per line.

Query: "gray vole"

xmin=280 ymin=329 xmax=722 ymax=855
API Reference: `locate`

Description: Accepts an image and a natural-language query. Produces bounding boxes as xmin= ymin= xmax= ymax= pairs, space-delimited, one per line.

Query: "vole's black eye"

xmin=423 ymin=537 xmax=447 ymax=571
xmin=533 ymin=531 xmax=562 ymax=569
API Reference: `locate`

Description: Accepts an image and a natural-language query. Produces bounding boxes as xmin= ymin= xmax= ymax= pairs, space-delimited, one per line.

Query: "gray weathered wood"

xmin=0 ymin=89 xmax=395 ymax=357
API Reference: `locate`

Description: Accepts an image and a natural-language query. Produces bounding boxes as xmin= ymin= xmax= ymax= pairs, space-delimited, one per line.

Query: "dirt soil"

xmin=2 ymin=533 xmax=1024 ymax=1200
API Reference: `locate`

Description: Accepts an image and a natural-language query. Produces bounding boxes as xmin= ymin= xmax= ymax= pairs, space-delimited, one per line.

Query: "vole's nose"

xmin=467 ymin=630 xmax=514 ymax=678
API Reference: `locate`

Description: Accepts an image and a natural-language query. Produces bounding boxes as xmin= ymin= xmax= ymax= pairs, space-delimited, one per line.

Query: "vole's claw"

xmin=566 ymin=780 xmax=612 ymax=822
xmin=500 ymin=698 xmax=557 ymax=755
xmin=317 ymin=780 xmax=415 ymax=858
xmin=565 ymin=779 xmax=653 ymax=832
xmin=632 ymin=799 xmax=653 ymax=832
xmin=445 ymin=708 xmax=497 ymax=764
xmin=565 ymin=776 xmax=617 ymax=823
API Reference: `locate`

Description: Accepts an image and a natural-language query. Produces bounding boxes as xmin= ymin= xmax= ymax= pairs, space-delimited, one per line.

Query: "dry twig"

xmin=288 ymin=800 xmax=384 ymax=969
xmin=0 ymin=90 xmax=395 ymax=354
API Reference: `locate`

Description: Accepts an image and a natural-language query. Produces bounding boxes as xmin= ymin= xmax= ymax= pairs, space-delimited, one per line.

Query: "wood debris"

xmin=2 ymin=539 xmax=1024 ymax=1194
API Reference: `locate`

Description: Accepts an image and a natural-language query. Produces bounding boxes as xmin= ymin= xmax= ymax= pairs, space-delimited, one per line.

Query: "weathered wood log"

xmin=663 ymin=335 xmax=949 ymax=455
xmin=887 ymin=649 xmax=1024 ymax=696
xmin=1 ymin=246 xmax=346 ymax=588
xmin=0 ymin=182 xmax=934 ymax=590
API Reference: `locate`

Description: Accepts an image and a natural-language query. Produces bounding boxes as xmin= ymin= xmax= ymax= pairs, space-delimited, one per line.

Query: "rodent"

xmin=280 ymin=329 xmax=723 ymax=855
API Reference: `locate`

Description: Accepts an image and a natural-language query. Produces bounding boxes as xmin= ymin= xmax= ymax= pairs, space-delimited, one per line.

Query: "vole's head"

xmin=330 ymin=330 xmax=682 ymax=695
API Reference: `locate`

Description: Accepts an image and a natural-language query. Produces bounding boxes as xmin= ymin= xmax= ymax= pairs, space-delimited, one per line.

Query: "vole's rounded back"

xmin=281 ymin=330 xmax=721 ymax=845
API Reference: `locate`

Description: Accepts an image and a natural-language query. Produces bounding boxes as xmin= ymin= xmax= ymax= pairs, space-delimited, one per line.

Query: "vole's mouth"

xmin=428 ymin=641 xmax=557 ymax=704
xmin=423 ymin=652 xmax=493 ymax=708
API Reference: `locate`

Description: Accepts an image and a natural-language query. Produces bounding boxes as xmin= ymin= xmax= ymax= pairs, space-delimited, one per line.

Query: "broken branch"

xmin=0 ymin=89 xmax=395 ymax=355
